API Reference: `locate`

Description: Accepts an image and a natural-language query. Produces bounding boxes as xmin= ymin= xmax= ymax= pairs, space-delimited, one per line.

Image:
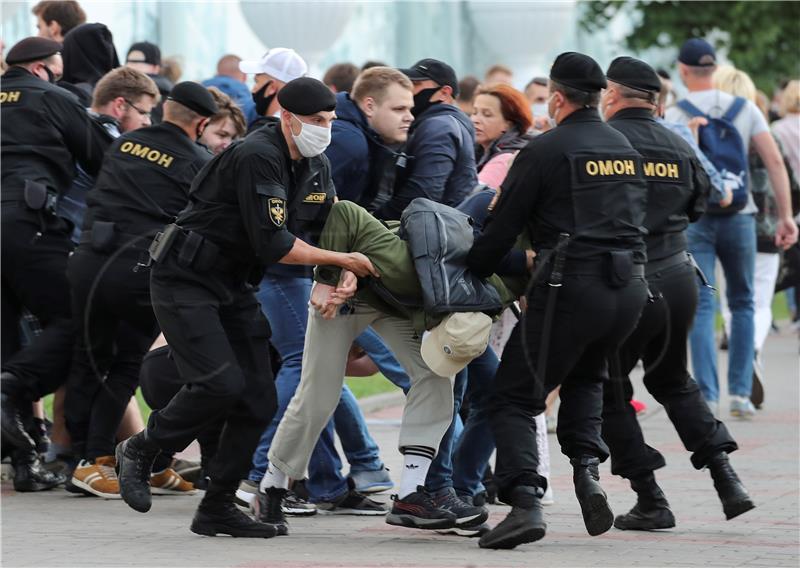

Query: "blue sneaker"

xmin=349 ymin=466 xmax=394 ymax=494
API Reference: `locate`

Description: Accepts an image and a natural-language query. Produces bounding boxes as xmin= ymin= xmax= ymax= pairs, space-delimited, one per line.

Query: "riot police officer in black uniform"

xmin=65 ymin=82 xmax=217 ymax=495
xmin=599 ymin=57 xmax=754 ymax=530
xmin=1 ymin=37 xmax=108 ymax=491
xmin=115 ymin=77 xmax=377 ymax=538
xmin=467 ymin=52 xmax=650 ymax=549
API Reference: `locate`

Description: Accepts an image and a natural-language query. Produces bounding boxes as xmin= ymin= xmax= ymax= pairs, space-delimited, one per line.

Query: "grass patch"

xmin=345 ymin=373 xmax=400 ymax=399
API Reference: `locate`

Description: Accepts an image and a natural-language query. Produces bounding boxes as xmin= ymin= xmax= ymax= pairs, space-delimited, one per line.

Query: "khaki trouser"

xmin=268 ymin=299 xmax=454 ymax=480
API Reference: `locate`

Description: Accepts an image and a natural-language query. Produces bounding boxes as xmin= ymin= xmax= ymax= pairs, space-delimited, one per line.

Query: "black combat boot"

xmin=115 ymin=432 xmax=160 ymax=513
xmin=191 ymin=483 xmax=278 ymax=538
xmin=1 ymin=372 xmax=36 ymax=450
xmin=254 ymin=487 xmax=289 ymax=535
xmin=571 ymin=455 xmax=614 ymax=536
xmin=12 ymin=447 xmax=67 ymax=492
xmin=707 ymin=452 xmax=755 ymax=520
xmin=478 ymin=486 xmax=546 ymax=549
xmin=614 ymin=472 xmax=676 ymax=530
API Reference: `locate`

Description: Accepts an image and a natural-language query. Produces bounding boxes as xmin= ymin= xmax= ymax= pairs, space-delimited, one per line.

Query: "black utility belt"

xmin=150 ymin=224 xmax=240 ymax=273
xmin=646 ymin=251 xmax=690 ymax=276
xmin=80 ymin=222 xmax=152 ymax=255
xmin=3 ymin=180 xmax=59 ymax=213
xmin=536 ymin=251 xmax=644 ymax=290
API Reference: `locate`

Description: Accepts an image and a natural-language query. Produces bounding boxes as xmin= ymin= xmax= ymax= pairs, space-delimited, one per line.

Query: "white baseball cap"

xmin=239 ymin=47 xmax=308 ymax=83
xmin=421 ymin=312 xmax=493 ymax=377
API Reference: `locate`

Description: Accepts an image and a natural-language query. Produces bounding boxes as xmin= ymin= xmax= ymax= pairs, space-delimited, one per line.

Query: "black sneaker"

xmin=191 ymin=501 xmax=278 ymax=538
xmin=115 ymin=432 xmax=160 ymax=513
xmin=386 ymin=487 xmax=457 ymax=530
xmin=316 ymin=487 xmax=387 ymax=516
xmin=432 ymin=488 xmax=488 ymax=528
xmin=283 ymin=490 xmax=318 ymax=516
xmin=254 ymin=487 xmax=289 ymax=535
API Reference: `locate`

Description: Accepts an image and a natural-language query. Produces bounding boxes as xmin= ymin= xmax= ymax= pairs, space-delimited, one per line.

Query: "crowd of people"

xmin=2 ymin=0 xmax=799 ymax=551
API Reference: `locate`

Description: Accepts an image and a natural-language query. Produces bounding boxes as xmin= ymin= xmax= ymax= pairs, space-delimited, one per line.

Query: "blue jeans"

xmin=249 ymin=275 xmax=384 ymax=501
xmin=335 ymin=328 xmax=411 ymax=473
xmin=425 ymin=348 xmax=498 ymax=496
xmin=687 ymin=214 xmax=756 ymax=402
xmin=452 ymin=347 xmax=499 ymax=497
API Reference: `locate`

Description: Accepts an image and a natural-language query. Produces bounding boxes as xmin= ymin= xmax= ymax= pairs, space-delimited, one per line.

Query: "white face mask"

xmin=531 ymin=102 xmax=548 ymax=117
xmin=546 ymin=94 xmax=560 ymax=128
xmin=290 ymin=113 xmax=331 ymax=157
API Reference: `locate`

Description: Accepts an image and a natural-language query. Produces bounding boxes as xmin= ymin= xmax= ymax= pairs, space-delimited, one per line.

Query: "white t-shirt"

xmin=666 ymin=89 xmax=769 ymax=214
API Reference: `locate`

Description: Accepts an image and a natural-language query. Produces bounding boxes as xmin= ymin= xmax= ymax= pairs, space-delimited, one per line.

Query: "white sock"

xmin=259 ymin=464 xmax=288 ymax=491
xmin=398 ymin=454 xmax=432 ymax=499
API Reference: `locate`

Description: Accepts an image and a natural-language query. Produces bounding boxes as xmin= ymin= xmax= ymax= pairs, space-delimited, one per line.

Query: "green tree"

xmin=580 ymin=1 xmax=800 ymax=93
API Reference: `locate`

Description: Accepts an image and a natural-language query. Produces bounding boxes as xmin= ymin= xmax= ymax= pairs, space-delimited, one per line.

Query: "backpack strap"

xmin=677 ymin=99 xmax=706 ymax=118
xmin=723 ymin=96 xmax=747 ymax=122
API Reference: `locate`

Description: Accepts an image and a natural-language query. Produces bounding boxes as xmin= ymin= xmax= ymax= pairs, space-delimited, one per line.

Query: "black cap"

xmin=400 ymin=58 xmax=459 ymax=96
xmin=167 ymin=82 xmax=218 ymax=117
xmin=606 ymin=56 xmax=662 ymax=93
xmin=549 ymin=52 xmax=606 ymax=92
xmin=6 ymin=36 xmax=61 ymax=65
xmin=127 ymin=41 xmax=161 ymax=66
xmin=678 ymin=38 xmax=716 ymax=67
xmin=277 ymin=77 xmax=337 ymax=115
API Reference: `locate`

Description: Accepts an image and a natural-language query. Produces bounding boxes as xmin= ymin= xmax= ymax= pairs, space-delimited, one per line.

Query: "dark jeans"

xmin=602 ymin=260 xmax=737 ymax=478
xmin=65 ymin=247 xmax=159 ymax=460
xmin=490 ymin=273 xmax=648 ymax=501
xmin=147 ymin=254 xmax=277 ymax=488
xmin=1 ymin=210 xmax=73 ymax=400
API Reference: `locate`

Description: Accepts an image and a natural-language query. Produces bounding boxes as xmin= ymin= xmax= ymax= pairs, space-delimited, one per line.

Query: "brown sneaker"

xmin=150 ymin=467 xmax=197 ymax=495
xmin=71 ymin=456 xmax=121 ymax=499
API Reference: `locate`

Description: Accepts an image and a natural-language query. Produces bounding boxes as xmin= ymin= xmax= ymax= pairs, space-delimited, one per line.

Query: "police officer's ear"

xmin=196 ymin=117 xmax=211 ymax=140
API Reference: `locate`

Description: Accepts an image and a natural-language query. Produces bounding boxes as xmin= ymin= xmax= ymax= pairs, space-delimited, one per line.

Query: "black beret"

xmin=277 ymin=77 xmax=337 ymax=115
xmin=549 ymin=52 xmax=606 ymax=92
xmin=168 ymin=82 xmax=218 ymax=117
xmin=606 ymin=56 xmax=662 ymax=93
xmin=6 ymin=37 xmax=62 ymax=65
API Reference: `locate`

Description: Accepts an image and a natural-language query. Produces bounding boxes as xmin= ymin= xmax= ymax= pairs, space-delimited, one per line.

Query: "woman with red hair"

xmin=470 ymin=83 xmax=534 ymax=189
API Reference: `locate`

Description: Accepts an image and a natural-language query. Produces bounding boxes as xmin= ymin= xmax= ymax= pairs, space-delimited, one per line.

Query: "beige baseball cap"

xmin=239 ymin=47 xmax=308 ymax=83
xmin=421 ymin=312 xmax=493 ymax=377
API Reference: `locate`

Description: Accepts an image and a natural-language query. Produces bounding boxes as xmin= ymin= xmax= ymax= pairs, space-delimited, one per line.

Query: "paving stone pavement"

xmin=2 ymin=329 xmax=798 ymax=567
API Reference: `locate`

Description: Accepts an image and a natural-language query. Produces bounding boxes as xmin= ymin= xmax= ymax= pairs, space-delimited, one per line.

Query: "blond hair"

xmin=780 ymin=80 xmax=800 ymax=115
xmin=713 ymin=65 xmax=757 ymax=102
xmin=92 ymin=67 xmax=160 ymax=108
xmin=351 ymin=66 xmax=412 ymax=105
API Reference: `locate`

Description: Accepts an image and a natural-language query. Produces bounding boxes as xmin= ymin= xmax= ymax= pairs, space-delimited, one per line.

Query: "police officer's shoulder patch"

xmin=268 ymin=198 xmax=286 ymax=227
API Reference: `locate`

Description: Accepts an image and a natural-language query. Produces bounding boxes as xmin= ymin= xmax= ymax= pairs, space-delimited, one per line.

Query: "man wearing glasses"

xmin=65 ymin=82 xmax=218 ymax=500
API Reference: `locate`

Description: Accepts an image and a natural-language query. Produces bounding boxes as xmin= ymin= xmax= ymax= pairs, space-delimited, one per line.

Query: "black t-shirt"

xmin=468 ymin=107 xmax=649 ymax=277
xmin=84 ymin=121 xmax=211 ymax=236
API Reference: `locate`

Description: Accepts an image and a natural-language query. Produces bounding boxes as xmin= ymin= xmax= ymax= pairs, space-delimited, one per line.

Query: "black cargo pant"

xmin=65 ymin=246 xmax=159 ymax=460
xmin=147 ymin=253 xmax=277 ymax=487
xmin=1 ymin=209 xmax=74 ymax=399
xmin=490 ymin=271 xmax=648 ymax=502
xmin=139 ymin=345 xmax=224 ymax=472
xmin=601 ymin=258 xmax=737 ymax=478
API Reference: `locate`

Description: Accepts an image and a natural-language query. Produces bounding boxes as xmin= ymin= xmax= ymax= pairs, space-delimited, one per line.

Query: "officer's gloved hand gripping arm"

xmin=44 ymin=90 xmax=110 ymax=176
xmin=467 ymin=145 xmax=540 ymax=278
xmin=236 ymin=154 xmax=379 ymax=279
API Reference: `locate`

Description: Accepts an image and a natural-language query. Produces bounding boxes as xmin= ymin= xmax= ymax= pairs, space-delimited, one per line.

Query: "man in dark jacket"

xmin=325 ymin=66 xmax=414 ymax=205
xmin=372 ymin=58 xmax=477 ymax=220
xmin=126 ymin=41 xmax=172 ymax=123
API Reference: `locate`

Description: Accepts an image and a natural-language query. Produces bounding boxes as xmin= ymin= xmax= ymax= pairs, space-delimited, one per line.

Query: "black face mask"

xmin=252 ymin=80 xmax=276 ymax=116
xmin=411 ymin=87 xmax=442 ymax=118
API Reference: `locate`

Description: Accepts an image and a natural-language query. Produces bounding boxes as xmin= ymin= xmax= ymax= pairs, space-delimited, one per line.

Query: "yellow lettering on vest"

xmin=598 ymin=160 xmax=614 ymax=176
xmin=0 ymin=91 xmax=21 ymax=103
xmin=120 ymin=141 xmax=133 ymax=153
xmin=643 ymin=161 xmax=655 ymax=177
xmin=157 ymin=153 xmax=174 ymax=168
xmin=667 ymin=163 xmax=679 ymax=178
xmin=147 ymin=149 xmax=161 ymax=162
xmin=655 ymin=162 xmax=667 ymax=177
xmin=585 ymin=161 xmax=598 ymax=176
xmin=613 ymin=160 xmax=625 ymax=175
xmin=131 ymin=143 xmax=149 ymax=158
xmin=624 ymin=160 xmax=635 ymax=175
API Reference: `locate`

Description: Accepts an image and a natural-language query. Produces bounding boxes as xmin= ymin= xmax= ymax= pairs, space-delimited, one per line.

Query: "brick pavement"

xmin=1 ymin=329 xmax=798 ymax=567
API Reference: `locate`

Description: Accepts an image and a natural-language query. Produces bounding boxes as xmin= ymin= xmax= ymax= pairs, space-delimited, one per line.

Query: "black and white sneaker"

xmin=386 ymin=487 xmax=457 ymax=530
xmin=432 ymin=488 xmax=489 ymax=528
xmin=316 ymin=487 xmax=387 ymax=516
xmin=283 ymin=490 xmax=318 ymax=516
